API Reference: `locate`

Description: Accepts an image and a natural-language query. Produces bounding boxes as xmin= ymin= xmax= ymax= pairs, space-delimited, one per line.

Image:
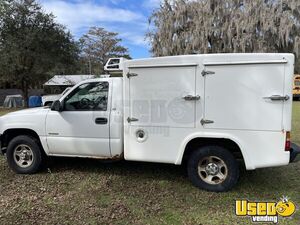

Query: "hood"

xmin=2 ymin=107 xmax=50 ymax=117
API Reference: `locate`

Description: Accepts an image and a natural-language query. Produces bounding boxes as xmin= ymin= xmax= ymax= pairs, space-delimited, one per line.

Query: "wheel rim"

xmin=198 ymin=156 xmax=228 ymax=185
xmin=13 ymin=144 xmax=34 ymax=168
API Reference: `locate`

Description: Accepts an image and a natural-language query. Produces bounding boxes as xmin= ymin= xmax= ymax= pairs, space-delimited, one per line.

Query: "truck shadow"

xmin=43 ymin=156 xmax=300 ymax=193
xmin=45 ymin=156 xmax=186 ymax=180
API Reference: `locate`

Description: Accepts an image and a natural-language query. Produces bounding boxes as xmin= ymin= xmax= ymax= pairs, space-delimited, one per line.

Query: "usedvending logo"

xmin=235 ymin=196 xmax=296 ymax=223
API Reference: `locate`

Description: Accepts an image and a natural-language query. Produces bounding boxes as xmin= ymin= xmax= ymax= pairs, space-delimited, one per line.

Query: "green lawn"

xmin=0 ymin=108 xmax=18 ymax=116
xmin=0 ymin=103 xmax=299 ymax=225
xmin=292 ymin=102 xmax=300 ymax=146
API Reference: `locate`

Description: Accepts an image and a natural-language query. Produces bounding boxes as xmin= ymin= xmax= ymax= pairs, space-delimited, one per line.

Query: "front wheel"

xmin=6 ymin=135 xmax=43 ymax=174
xmin=187 ymin=145 xmax=239 ymax=192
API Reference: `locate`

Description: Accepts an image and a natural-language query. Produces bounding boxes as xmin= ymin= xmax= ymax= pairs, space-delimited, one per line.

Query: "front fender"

xmin=0 ymin=108 xmax=49 ymax=136
xmin=0 ymin=108 xmax=50 ymax=154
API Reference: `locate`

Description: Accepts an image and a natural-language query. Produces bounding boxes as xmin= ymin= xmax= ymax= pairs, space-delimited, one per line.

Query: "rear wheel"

xmin=6 ymin=135 xmax=43 ymax=174
xmin=187 ymin=145 xmax=239 ymax=192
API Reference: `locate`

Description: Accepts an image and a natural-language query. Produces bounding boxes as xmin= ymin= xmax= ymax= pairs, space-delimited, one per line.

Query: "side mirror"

xmin=51 ymin=100 xmax=63 ymax=112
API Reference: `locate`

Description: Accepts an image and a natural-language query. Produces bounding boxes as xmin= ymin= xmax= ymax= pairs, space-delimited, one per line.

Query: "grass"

xmin=0 ymin=103 xmax=300 ymax=225
xmin=0 ymin=108 xmax=18 ymax=116
xmin=292 ymin=102 xmax=300 ymax=146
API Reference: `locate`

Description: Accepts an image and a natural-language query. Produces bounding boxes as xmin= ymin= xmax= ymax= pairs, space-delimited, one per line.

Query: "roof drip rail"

xmin=203 ymin=59 xmax=288 ymax=66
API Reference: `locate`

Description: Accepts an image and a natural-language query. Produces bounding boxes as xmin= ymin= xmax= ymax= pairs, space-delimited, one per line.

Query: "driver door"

xmin=46 ymin=81 xmax=111 ymax=158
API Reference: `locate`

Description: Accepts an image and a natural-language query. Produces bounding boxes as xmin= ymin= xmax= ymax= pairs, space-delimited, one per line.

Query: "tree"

xmin=0 ymin=0 xmax=79 ymax=106
xmin=79 ymin=27 xmax=130 ymax=75
xmin=295 ymin=57 xmax=300 ymax=74
xmin=148 ymin=0 xmax=300 ymax=66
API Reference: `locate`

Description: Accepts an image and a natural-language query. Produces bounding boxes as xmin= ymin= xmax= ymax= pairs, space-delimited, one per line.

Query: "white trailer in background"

xmin=42 ymin=75 xmax=95 ymax=106
xmin=0 ymin=54 xmax=299 ymax=192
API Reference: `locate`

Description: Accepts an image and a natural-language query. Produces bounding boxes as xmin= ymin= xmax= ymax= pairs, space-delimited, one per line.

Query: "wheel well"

xmin=1 ymin=129 xmax=45 ymax=154
xmin=182 ymin=138 xmax=244 ymax=166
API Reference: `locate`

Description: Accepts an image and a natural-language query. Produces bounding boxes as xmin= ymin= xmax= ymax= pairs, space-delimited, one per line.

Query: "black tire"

xmin=6 ymin=135 xmax=43 ymax=174
xmin=187 ymin=145 xmax=239 ymax=192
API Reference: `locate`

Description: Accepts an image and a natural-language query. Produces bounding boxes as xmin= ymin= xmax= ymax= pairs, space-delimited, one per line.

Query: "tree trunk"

xmin=21 ymin=79 xmax=29 ymax=108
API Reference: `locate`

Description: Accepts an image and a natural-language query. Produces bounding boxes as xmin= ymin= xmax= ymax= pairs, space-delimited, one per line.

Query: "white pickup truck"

xmin=0 ymin=54 xmax=299 ymax=192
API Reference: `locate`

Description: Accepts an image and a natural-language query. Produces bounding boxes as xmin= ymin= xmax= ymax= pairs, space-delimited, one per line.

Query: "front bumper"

xmin=0 ymin=134 xmax=4 ymax=155
xmin=290 ymin=142 xmax=300 ymax=163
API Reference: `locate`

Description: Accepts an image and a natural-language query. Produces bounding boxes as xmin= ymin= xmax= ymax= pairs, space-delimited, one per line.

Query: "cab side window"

xmin=64 ymin=82 xmax=109 ymax=111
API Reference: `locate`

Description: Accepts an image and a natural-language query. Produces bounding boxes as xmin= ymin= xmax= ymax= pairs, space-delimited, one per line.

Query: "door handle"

xmin=263 ymin=95 xmax=290 ymax=101
xmin=95 ymin=117 xmax=108 ymax=124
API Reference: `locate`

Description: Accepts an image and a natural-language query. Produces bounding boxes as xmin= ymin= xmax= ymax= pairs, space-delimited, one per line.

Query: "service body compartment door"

xmin=203 ymin=63 xmax=286 ymax=131
xmin=124 ymin=65 xmax=198 ymax=163
xmin=128 ymin=66 xmax=197 ymax=128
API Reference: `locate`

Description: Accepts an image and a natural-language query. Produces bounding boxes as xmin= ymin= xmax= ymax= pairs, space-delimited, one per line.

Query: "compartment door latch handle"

xmin=127 ymin=117 xmax=139 ymax=123
xmin=183 ymin=95 xmax=201 ymax=101
xmin=126 ymin=73 xmax=138 ymax=78
xmin=263 ymin=95 xmax=290 ymax=101
xmin=201 ymin=119 xmax=214 ymax=126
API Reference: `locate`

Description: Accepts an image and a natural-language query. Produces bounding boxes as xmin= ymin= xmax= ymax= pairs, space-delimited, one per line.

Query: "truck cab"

xmin=46 ymin=77 xmax=124 ymax=158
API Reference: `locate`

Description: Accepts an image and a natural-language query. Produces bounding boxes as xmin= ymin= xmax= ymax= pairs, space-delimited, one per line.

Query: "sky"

xmin=38 ymin=0 xmax=162 ymax=59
